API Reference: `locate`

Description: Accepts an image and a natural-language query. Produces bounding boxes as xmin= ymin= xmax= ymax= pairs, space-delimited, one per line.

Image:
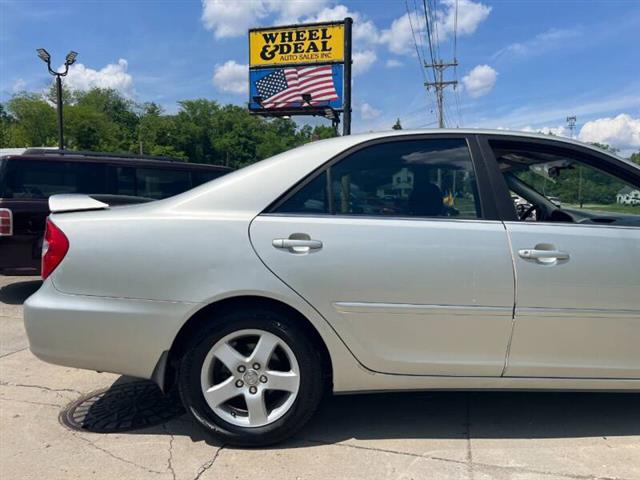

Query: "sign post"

xmin=342 ymin=17 xmax=352 ymax=136
xmin=248 ymin=18 xmax=352 ymax=135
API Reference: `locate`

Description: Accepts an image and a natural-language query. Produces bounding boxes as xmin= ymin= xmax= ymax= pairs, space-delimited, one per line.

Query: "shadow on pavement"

xmin=71 ymin=377 xmax=640 ymax=447
xmin=0 ymin=280 xmax=42 ymax=305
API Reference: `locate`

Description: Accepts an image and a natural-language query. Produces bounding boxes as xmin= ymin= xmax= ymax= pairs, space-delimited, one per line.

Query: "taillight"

xmin=42 ymin=218 xmax=69 ymax=280
xmin=0 ymin=208 xmax=12 ymax=236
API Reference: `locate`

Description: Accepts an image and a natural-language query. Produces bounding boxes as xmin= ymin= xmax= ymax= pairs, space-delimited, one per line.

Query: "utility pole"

xmin=424 ymin=61 xmax=458 ymax=128
xmin=566 ymin=116 xmax=576 ymax=138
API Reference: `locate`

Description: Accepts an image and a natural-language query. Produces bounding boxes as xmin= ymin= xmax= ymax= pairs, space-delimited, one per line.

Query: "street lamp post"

xmin=36 ymin=48 xmax=78 ymax=150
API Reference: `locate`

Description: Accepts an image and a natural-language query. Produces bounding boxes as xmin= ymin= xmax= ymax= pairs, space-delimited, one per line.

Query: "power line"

xmin=422 ymin=0 xmax=459 ymax=128
xmin=406 ymin=0 xmax=427 ymax=83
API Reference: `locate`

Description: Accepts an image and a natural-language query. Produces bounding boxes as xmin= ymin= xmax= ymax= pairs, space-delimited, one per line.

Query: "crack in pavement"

xmin=0 ymin=347 xmax=29 ymax=359
xmin=0 ymin=380 xmax=83 ymax=396
xmin=164 ymin=425 xmax=177 ymax=480
xmin=465 ymin=394 xmax=474 ymax=480
xmin=301 ymin=438 xmax=632 ymax=480
xmin=70 ymin=431 xmax=166 ymax=475
xmin=192 ymin=445 xmax=224 ymax=480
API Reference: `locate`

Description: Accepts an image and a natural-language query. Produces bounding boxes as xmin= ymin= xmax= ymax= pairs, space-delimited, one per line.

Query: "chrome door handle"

xmin=272 ymin=237 xmax=323 ymax=254
xmin=518 ymin=249 xmax=569 ymax=261
xmin=273 ymin=239 xmax=323 ymax=249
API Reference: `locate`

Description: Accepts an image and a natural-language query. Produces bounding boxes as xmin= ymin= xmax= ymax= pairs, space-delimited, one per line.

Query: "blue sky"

xmin=1 ymin=0 xmax=639 ymax=154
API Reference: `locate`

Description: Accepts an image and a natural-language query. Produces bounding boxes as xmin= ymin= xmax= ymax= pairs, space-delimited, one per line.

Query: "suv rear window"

xmin=0 ymin=157 xmax=229 ymax=200
xmin=0 ymin=159 xmax=108 ymax=199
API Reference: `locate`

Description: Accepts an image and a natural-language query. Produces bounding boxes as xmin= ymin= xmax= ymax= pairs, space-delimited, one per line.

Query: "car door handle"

xmin=272 ymin=238 xmax=323 ymax=251
xmin=518 ymin=249 xmax=570 ymax=261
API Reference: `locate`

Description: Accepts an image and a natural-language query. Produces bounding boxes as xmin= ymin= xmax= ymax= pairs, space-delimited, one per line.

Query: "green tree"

xmin=629 ymin=151 xmax=640 ymax=165
xmin=392 ymin=118 xmax=402 ymax=130
xmin=5 ymin=93 xmax=57 ymax=147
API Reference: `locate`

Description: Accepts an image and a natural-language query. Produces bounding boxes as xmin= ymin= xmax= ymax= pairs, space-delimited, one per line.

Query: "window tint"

xmin=278 ymin=171 xmax=328 ymax=214
xmin=276 ymin=139 xmax=481 ymax=218
xmin=191 ymin=170 xmax=226 ymax=187
xmin=114 ymin=166 xmax=136 ymax=196
xmin=0 ymin=160 xmax=108 ymax=199
xmin=136 ymin=168 xmax=191 ymax=199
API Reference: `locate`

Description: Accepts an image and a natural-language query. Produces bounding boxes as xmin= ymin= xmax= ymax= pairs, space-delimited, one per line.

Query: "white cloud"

xmin=302 ymin=5 xmax=379 ymax=47
xmin=359 ymin=102 xmax=381 ymax=120
xmin=212 ymin=60 xmax=248 ymax=94
xmin=268 ymin=0 xmax=329 ymax=24
xmin=64 ymin=59 xmax=134 ymax=96
xmin=493 ymin=28 xmax=580 ymax=60
xmin=579 ymin=114 xmax=640 ymax=153
xmin=201 ymin=0 xmax=267 ymax=39
xmin=380 ymin=0 xmax=490 ymax=55
xmin=385 ymin=59 xmax=404 ymax=68
xmin=12 ymin=78 xmax=26 ymax=93
xmin=520 ymin=125 xmax=568 ymax=137
xmin=435 ymin=0 xmax=491 ymax=41
xmin=352 ymin=50 xmax=376 ymax=76
xmin=461 ymin=64 xmax=497 ymax=98
xmin=379 ymin=12 xmax=420 ymax=55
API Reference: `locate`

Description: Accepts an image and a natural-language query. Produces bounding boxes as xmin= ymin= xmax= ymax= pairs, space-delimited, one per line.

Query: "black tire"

xmin=177 ymin=307 xmax=324 ymax=446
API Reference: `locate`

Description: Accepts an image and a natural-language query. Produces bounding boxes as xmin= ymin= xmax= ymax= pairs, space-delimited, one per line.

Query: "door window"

xmin=276 ymin=139 xmax=481 ymax=219
xmin=491 ymin=141 xmax=640 ymax=224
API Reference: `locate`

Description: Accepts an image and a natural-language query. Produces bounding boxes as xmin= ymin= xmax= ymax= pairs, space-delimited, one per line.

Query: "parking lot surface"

xmin=1 ymin=275 xmax=639 ymax=480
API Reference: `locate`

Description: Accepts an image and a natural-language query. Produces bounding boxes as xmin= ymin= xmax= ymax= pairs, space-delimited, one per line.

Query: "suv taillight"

xmin=0 ymin=208 xmax=12 ymax=236
xmin=42 ymin=218 xmax=69 ymax=280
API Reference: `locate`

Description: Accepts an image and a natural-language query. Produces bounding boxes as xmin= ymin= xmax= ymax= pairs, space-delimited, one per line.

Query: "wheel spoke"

xmin=245 ymin=391 xmax=268 ymax=426
xmin=203 ymin=377 xmax=239 ymax=407
xmin=249 ymin=332 xmax=279 ymax=367
xmin=266 ymin=370 xmax=299 ymax=392
xmin=213 ymin=342 xmax=246 ymax=372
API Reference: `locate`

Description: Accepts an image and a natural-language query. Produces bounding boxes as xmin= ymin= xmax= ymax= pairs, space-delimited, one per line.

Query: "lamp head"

xmin=36 ymin=48 xmax=51 ymax=63
xmin=65 ymin=51 xmax=78 ymax=66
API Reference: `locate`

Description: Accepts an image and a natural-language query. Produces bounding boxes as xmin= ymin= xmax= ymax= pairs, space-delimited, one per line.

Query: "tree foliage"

xmin=1 ymin=87 xmax=337 ymax=168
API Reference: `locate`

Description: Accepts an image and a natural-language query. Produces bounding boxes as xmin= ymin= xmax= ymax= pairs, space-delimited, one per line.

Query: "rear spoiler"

xmin=49 ymin=194 xmax=110 ymax=213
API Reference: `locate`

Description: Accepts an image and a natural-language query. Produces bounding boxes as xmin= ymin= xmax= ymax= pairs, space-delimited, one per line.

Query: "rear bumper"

xmin=0 ymin=234 xmax=41 ymax=275
xmin=23 ymin=280 xmax=200 ymax=380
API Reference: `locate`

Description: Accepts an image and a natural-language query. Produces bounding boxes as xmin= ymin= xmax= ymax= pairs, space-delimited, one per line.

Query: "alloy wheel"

xmin=199 ymin=328 xmax=300 ymax=428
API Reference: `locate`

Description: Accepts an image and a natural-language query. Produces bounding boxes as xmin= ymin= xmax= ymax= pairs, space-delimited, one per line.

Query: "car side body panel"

xmin=250 ymin=215 xmax=515 ymax=376
xmin=504 ymin=222 xmax=640 ymax=378
xmin=22 ymin=130 xmax=640 ymax=393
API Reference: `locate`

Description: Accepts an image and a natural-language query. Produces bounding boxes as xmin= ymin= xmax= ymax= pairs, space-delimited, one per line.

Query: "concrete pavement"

xmin=1 ymin=275 xmax=639 ymax=479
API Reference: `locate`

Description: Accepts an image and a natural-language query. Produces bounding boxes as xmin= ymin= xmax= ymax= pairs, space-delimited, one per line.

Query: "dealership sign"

xmin=249 ymin=23 xmax=344 ymax=67
xmin=248 ymin=19 xmax=353 ymax=135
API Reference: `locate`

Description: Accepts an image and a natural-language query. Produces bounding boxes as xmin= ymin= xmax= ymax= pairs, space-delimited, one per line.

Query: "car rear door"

xmin=250 ymin=135 xmax=516 ymax=376
xmin=480 ymin=136 xmax=640 ymax=379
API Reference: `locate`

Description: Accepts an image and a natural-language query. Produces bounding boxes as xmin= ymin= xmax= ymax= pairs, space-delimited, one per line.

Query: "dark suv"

xmin=0 ymin=149 xmax=231 ymax=275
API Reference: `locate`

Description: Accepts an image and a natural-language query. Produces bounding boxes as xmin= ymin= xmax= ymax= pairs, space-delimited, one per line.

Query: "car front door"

xmin=250 ymin=136 xmax=515 ymax=376
xmin=483 ymin=136 xmax=640 ymax=378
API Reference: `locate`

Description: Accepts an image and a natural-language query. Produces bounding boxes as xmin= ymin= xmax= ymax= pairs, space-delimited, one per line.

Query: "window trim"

xmin=264 ymin=133 xmax=499 ymax=221
xmin=477 ymin=134 xmax=640 ymax=225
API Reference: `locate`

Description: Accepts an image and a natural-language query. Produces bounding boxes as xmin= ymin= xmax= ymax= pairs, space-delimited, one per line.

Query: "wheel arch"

xmin=156 ymin=295 xmax=333 ymax=393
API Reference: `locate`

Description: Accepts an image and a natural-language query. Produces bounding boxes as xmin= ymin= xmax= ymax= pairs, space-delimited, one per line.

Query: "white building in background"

xmin=376 ymin=168 xmax=414 ymax=199
xmin=616 ymin=186 xmax=640 ymax=205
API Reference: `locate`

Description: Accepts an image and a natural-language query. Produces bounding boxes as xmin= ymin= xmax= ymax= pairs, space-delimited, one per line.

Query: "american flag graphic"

xmin=256 ymin=65 xmax=338 ymax=109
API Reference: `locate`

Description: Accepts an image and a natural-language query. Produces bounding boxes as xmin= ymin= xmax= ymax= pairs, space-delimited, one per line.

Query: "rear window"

xmin=0 ymin=158 xmax=228 ymax=200
xmin=191 ymin=169 xmax=226 ymax=187
xmin=136 ymin=168 xmax=191 ymax=199
xmin=0 ymin=159 xmax=108 ymax=199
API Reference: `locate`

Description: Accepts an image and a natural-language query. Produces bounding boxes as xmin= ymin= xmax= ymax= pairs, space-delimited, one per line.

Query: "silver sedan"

xmin=24 ymin=129 xmax=640 ymax=445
